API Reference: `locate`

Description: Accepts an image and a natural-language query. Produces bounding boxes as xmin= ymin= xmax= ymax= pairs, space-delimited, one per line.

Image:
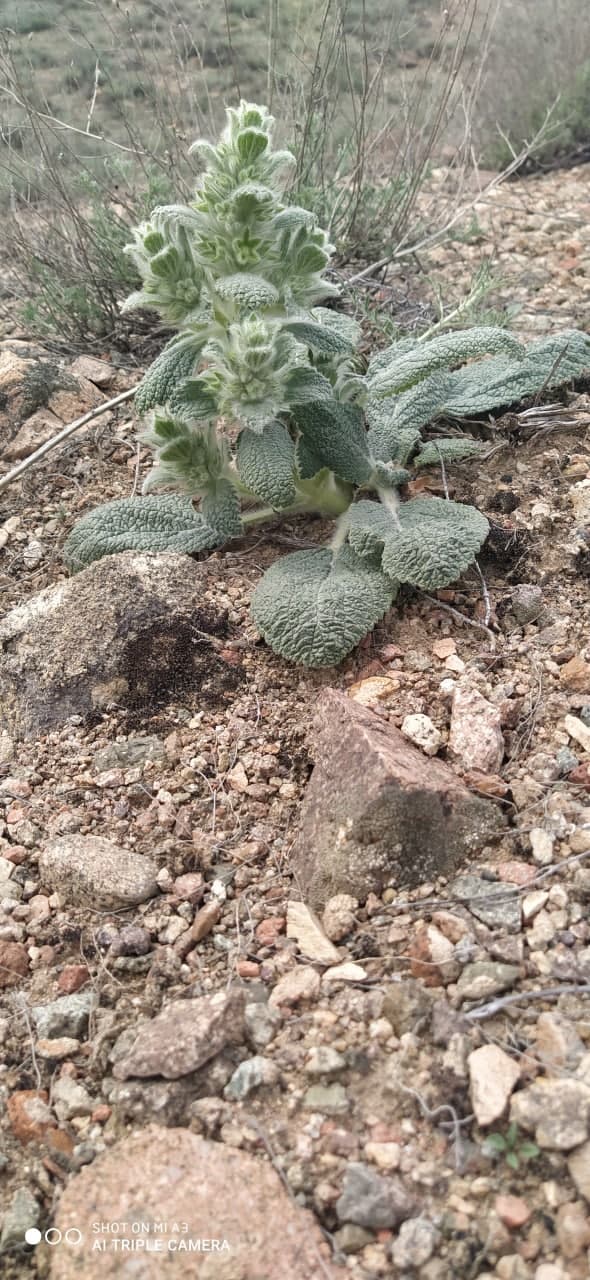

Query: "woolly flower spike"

xmin=122 ymin=220 xmax=204 ymax=325
xmin=140 ymin=416 xmax=227 ymax=496
xmin=190 ymin=101 xmax=295 ymax=189
xmin=201 ymin=316 xmax=302 ymax=431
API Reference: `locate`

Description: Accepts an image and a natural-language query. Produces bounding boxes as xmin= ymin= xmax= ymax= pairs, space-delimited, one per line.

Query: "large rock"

xmin=290 ymin=689 xmax=501 ymax=908
xmin=50 ymin=1126 xmax=344 ymax=1278
xmin=0 ymin=552 xmax=241 ymax=738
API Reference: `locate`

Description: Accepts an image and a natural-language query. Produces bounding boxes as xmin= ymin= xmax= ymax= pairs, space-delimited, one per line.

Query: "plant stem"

xmin=240 ymin=505 xmax=277 ymax=526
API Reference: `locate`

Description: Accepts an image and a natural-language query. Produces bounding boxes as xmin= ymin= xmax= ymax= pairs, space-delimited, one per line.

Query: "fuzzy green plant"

xmin=64 ymin=101 xmax=590 ymax=668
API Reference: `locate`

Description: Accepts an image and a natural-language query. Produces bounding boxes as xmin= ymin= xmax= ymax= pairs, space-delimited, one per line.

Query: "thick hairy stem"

xmin=240 ymin=505 xmax=279 ymax=526
xmin=293 ymin=471 xmax=353 ymax=517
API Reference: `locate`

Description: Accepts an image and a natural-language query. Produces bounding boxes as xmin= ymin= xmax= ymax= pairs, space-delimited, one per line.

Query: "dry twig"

xmin=0 ymin=386 xmax=137 ymax=496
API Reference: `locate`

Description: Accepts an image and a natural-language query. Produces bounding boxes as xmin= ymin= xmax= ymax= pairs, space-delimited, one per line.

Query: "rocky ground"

xmin=0 ymin=162 xmax=590 ymax=1280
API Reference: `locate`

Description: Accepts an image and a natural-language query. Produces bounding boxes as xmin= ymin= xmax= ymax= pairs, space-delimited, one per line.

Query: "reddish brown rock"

xmin=408 ymin=924 xmax=458 ymax=987
xmin=289 ymin=689 xmax=501 ymax=909
xmin=0 ymin=340 xmax=102 ymax=451
xmin=461 ymin=770 xmax=509 ymax=798
xmin=255 ymin=916 xmax=286 ymax=946
xmin=51 ymin=1126 xmax=344 ymax=1279
xmin=0 ymin=940 xmax=29 ymax=989
xmin=69 ymin=355 xmax=114 ymax=387
xmin=7 ymin=1090 xmax=55 ymax=1144
xmin=494 ymin=1195 xmax=531 ymax=1229
xmin=560 ymin=655 xmax=590 ymax=692
xmin=569 ymin=762 xmax=590 ymax=791
xmin=236 ymin=960 xmax=261 ymax=978
xmin=497 ymin=861 xmax=536 ymax=886
xmin=175 ymin=901 xmax=222 ymax=956
xmin=2 ymin=408 xmax=63 ymax=462
xmin=57 ymin=965 xmax=90 ymax=994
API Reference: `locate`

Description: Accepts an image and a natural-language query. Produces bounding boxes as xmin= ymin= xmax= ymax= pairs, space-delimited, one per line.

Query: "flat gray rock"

xmin=32 ymin=992 xmax=94 ymax=1040
xmin=335 ymin=1162 xmax=417 ymax=1230
xmin=39 ymin=835 xmax=159 ymax=909
xmin=112 ymin=988 xmax=246 ymax=1080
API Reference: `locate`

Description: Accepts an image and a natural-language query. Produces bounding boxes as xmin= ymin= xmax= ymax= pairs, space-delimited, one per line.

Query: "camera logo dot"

xmin=25 ymin=1228 xmax=83 ymax=1247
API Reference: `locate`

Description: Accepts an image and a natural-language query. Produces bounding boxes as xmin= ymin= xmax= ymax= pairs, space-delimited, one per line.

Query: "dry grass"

xmin=0 ymin=0 xmax=493 ymax=344
xmin=474 ymin=0 xmax=590 ymax=168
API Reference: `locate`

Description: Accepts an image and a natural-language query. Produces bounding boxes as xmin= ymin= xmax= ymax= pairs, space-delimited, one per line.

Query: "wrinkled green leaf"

xmin=169 ymin=377 xmax=218 ymax=420
xmin=64 ymin=496 xmax=222 ymax=571
xmin=414 ymin=438 xmax=484 ymax=468
xmin=134 ymin=339 xmax=202 ymax=416
xmin=346 ymin=500 xmax=395 ymax=560
xmin=347 ymin=496 xmax=489 ymax=589
xmin=293 ymin=400 xmax=372 ymax=484
xmin=284 ymin=366 xmax=334 ymax=403
xmin=201 ymin=481 xmax=242 ymax=538
xmin=216 ymin=273 xmax=279 ymax=308
xmin=381 ymin=497 xmax=489 ymax=588
xmin=295 ymin=435 xmax=325 ymax=480
xmin=369 ymin=327 xmax=525 ymax=396
xmin=371 ymin=462 xmax=411 ymax=489
xmin=283 ymin=319 xmax=352 ymax=355
xmin=236 ymin=421 xmax=297 ymax=507
xmin=443 ymin=329 xmax=590 ymax=416
xmin=310 ymin=307 xmax=362 ymax=348
xmin=251 ymin=545 xmax=396 ymax=666
xmin=366 ymin=373 xmax=450 ymax=463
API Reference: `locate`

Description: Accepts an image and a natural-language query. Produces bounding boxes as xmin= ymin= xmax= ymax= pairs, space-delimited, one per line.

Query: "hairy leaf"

xmin=371 ymin=461 xmax=412 ymax=489
xmin=236 ymin=421 xmax=297 ymax=507
xmin=381 ymin=497 xmax=489 ymax=588
xmin=237 ymin=127 xmax=269 ymax=163
xmin=169 ymin=377 xmax=218 ymax=420
xmin=200 ymin=481 xmax=242 ymax=538
xmin=293 ymin=400 xmax=372 ymax=484
xmin=346 ymin=500 xmax=395 ymax=559
xmin=347 ymin=496 xmax=489 ymax=588
xmin=443 ymin=329 xmax=590 ymax=416
xmin=369 ymin=327 xmax=525 ymax=396
xmin=366 ymin=336 xmax=416 ymax=379
xmin=414 ymin=438 xmax=484 ymax=468
xmin=310 ymin=307 xmax=362 ymax=348
xmin=216 ymin=273 xmax=280 ymax=308
xmin=284 ymin=366 xmax=334 ymax=403
xmin=64 ymin=496 xmax=222 ymax=571
xmin=251 ymin=546 xmax=396 ymax=666
xmin=366 ymin=372 xmax=450 ymax=462
xmin=134 ymin=340 xmax=202 ymax=415
xmin=283 ymin=320 xmax=352 ymax=355
xmin=295 ymin=435 xmax=325 ymax=480
xmin=366 ymin=414 xmax=422 ymax=466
